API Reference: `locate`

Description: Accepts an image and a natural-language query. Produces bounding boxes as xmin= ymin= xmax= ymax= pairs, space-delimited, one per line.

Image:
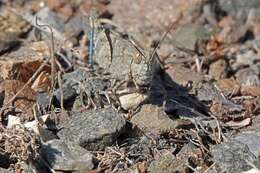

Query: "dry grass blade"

xmin=57 ymin=71 xmax=65 ymax=113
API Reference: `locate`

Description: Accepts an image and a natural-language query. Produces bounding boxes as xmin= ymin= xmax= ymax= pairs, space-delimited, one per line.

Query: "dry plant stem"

xmin=57 ymin=71 xmax=65 ymax=112
xmin=203 ymin=163 xmax=216 ymax=173
xmin=107 ymin=147 xmax=133 ymax=165
xmin=35 ymin=16 xmax=56 ymax=90
xmin=183 ymin=162 xmax=200 ymax=173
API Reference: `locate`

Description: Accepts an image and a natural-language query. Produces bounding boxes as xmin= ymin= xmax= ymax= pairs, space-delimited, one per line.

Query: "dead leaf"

xmin=4 ymin=80 xmax=36 ymax=121
xmin=225 ymin=118 xmax=251 ymax=128
xmin=241 ymin=86 xmax=260 ymax=96
xmin=31 ymin=71 xmax=51 ymax=92
xmin=0 ymin=41 xmax=50 ymax=82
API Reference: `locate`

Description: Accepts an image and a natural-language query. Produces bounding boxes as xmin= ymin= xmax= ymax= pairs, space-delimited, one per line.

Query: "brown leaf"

xmin=225 ymin=118 xmax=251 ymax=129
xmin=31 ymin=71 xmax=51 ymax=92
xmin=4 ymin=80 xmax=36 ymax=121
xmin=241 ymin=86 xmax=260 ymax=96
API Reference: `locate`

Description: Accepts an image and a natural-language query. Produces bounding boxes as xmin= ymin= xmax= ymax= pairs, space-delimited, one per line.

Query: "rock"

xmin=234 ymin=129 xmax=260 ymax=157
xmin=236 ymin=67 xmax=260 ymax=86
xmin=236 ymin=50 xmax=258 ymax=67
xmin=208 ymin=59 xmax=228 ymax=80
xmin=36 ymin=92 xmax=51 ymax=110
xmin=148 ymin=152 xmax=181 ymax=173
xmin=247 ymin=8 xmax=260 ymax=37
xmin=165 ymin=64 xmax=205 ymax=91
xmin=62 ymin=68 xmax=90 ymax=93
xmin=41 ymin=139 xmax=94 ymax=172
xmin=172 ymin=24 xmax=212 ymax=51
xmin=35 ymin=7 xmax=65 ymax=33
xmin=0 ymin=9 xmax=30 ymax=37
xmin=0 ymin=168 xmax=13 ymax=173
xmin=147 ymin=145 xmax=205 ymax=173
xmin=131 ymin=104 xmax=191 ymax=134
xmin=0 ymin=32 xmax=20 ymax=55
xmin=58 ymin=108 xmax=126 ymax=150
xmin=65 ymin=15 xmax=84 ymax=38
xmin=119 ymin=92 xmax=148 ymax=110
xmin=176 ymin=143 xmax=206 ymax=172
xmin=217 ymin=12 xmax=248 ymax=44
xmin=197 ymin=82 xmax=243 ymax=112
xmin=54 ymin=81 xmax=77 ymax=107
xmin=218 ymin=0 xmax=260 ymax=13
xmin=109 ymin=0 xmax=204 ymax=38
xmin=211 ymin=140 xmax=260 ymax=173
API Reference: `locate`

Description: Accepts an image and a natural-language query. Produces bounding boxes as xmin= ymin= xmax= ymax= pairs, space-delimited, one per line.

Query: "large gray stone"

xmin=234 ymin=130 xmax=260 ymax=157
xmin=36 ymin=7 xmax=65 ymax=33
xmin=172 ymin=24 xmax=212 ymax=51
xmin=148 ymin=152 xmax=179 ymax=173
xmin=0 ymin=168 xmax=13 ymax=173
xmin=41 ymin=139 xmax=94 ymax=172
xmin=211 ymin=140 xmax=260 ymax=173
xmin=218 ymin=0 xmax=260 ymax=13
xmin=58 ymin=108 xmax=126 ymax=150
xmin=131 ymin=104 xmax=190 ymax=134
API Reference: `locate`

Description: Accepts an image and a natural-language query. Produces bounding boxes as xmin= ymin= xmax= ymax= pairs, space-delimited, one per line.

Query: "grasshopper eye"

xmin=133 ymin=53 xmax=142 ymax=64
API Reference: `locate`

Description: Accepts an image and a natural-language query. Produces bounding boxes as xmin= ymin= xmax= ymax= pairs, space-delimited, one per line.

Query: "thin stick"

xmin=203 ymin=163 xmax=216 ymax=173
xmin=57 ymin=71 xmax=65 ymax=113
xmin=88 ymin=13 xmax=95 ymax=67
xmin=2 ymin=62 xmax=47 ymax=108
xmin=35 ymin=16 xmax=56 ymax=89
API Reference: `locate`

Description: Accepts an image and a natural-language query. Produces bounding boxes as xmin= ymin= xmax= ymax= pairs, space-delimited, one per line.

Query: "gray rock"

xmin=0 ymin=32 xmax=20 ymax=55
xmin=36 ymin=92 xmax=50 ymax=110
xmin=62 ymin=68 xmax=90 ymax=94
xmin=65 ymin=16 xmax=84 ymax=37
xmin=197 ymin=83 xmax=243 ymax=112
xmin=211 ymin=140 xmax=260 ymax=173
xmin=131 ymin=104 xmax=189 ymax=134
xmin=0 ymin=168 xmax=13 ymax=173
xmin=148 ymin=152 xmax=178 ymax=173
xmin=172 ymin=24 xmax=212 ymax=51
xmin=236 ymin=50 xmax=258 ymax=67
xmin=235 ymin=67 xmax=260 ymax=86
xmin=148 ymin=150 xmax=194 ymax=173
xmin=41 ymin=139 xmax=94 ymax=172
xmin=234 ymin=130 xmax=260 ymax=157
xmin=36 ymin=7 xmax=65 ymax=33
xmin=58 ymin=108 xmax=126 ymax=150
xmin=54 ymin=82 xmax=77 ymax=107
xmin=218 ymin=0 xmax=260 ymax=13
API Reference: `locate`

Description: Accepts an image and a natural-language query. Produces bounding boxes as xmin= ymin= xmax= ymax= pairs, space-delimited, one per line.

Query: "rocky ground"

xmin=0 ymin=0 xmax=260 ymax=172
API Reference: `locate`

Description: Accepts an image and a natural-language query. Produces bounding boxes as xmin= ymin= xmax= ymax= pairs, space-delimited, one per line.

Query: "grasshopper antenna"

xmin=149 ymin=14 xmax=183 ymax=67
